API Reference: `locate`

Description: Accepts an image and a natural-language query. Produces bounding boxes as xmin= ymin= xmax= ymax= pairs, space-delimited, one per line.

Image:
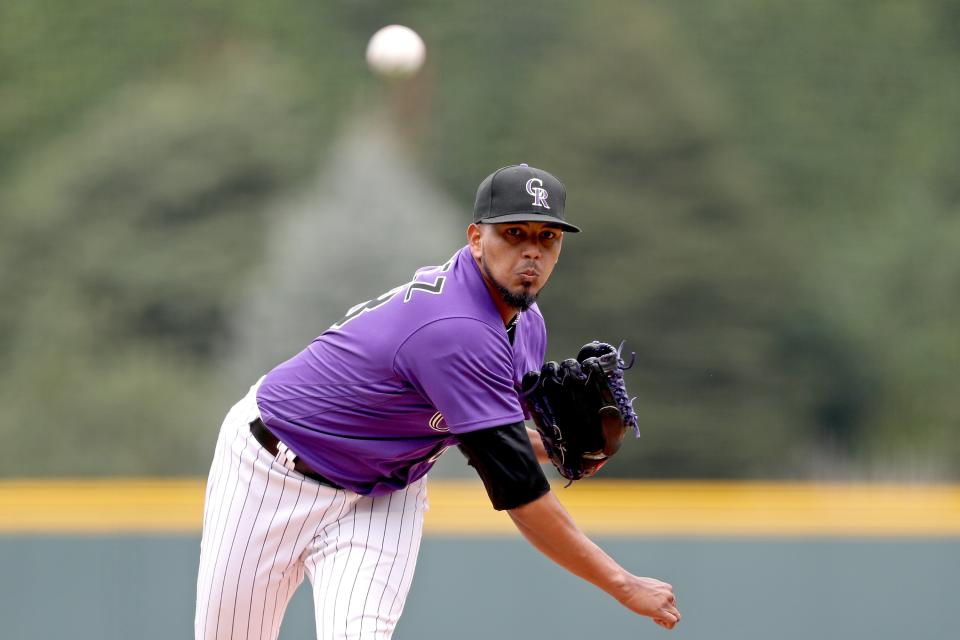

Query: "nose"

xmin=521 ymin=238 xmax=542 ymax=260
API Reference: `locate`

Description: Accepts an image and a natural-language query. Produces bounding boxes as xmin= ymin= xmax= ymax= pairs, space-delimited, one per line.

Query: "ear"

xmin=467 ymin=223 xmax=483 ymax=260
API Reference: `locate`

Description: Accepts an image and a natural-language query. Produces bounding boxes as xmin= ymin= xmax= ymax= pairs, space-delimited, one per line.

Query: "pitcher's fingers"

xmin=654 ymin=618 xmax=676 ymax=630
xmin=661 ymin=607 xmax=681 ymax=623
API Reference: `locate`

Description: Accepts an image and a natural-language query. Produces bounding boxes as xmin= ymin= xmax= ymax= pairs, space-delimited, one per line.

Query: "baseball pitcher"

xmin=194 ymin=164 xmax=681 ymax=639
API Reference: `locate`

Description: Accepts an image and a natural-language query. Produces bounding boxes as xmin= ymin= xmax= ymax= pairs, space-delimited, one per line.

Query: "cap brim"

xmin=479 ymin=212 xmax=581 ymax=233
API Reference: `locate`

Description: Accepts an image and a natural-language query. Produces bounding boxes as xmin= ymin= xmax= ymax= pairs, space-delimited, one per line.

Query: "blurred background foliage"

xmin=0 ymin=0 xmax=957 ymax=478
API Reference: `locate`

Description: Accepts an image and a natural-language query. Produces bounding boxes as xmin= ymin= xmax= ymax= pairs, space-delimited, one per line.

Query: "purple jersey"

xmin=256 ymin=245 xmax=547 ymax=496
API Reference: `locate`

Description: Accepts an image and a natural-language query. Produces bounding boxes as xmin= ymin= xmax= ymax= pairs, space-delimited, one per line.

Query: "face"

xmin=467 ymin=221 xmax=563 ymax=312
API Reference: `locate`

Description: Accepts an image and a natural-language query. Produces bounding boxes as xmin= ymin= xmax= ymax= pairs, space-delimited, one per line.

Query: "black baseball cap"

xmin=472 ymin=164 xmax=581 ymax=232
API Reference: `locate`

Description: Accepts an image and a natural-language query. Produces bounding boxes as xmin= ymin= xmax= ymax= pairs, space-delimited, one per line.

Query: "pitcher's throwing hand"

xmin=617 ymin=576 xmax=682 ymax=629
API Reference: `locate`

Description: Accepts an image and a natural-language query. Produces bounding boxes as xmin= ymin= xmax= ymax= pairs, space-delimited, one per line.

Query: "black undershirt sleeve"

xmin=456 ymin=421 xmax=551 ymax=511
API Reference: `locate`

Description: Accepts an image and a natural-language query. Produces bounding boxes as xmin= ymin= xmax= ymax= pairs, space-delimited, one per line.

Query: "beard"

xmin=483 ymin=261 xmax=539 ymax=311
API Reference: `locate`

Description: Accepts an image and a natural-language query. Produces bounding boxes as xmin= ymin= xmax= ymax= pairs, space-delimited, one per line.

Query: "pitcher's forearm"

xmin=508 ymin=491 xmax=629 ymax=596
xmin=508 ymin=490 xmax=681 ymax=629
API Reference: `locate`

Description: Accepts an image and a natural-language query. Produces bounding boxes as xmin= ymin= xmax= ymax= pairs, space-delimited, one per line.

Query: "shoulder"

xmin=393 ymin=316 xmax=517 ymax=394
xmin=398 ymin=316 xmax=508 ymax=356
xmin=398 ymin=247 xmax=504 ymax=336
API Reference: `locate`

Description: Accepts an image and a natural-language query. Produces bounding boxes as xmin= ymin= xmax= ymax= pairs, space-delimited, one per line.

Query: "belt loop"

xmin=275 ymin=441 xmax=298 ymax=471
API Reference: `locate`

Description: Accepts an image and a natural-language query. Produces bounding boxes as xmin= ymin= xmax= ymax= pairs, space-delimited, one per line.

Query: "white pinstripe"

xmin=195 ymin=381 xmax=429 ymax=640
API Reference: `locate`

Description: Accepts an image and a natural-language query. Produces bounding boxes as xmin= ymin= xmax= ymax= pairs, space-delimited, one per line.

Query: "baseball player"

xmin=195 ymin=164 xmax=681 ymax=639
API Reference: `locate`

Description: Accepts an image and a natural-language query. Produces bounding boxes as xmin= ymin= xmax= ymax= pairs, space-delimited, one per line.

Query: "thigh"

xmin=195 ymin=393 xmax=335 ymax=640
xmin=307 ymin=478 xmax=429 ymax=640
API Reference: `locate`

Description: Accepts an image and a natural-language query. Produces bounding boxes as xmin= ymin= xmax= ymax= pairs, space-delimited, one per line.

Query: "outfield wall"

xmin=2 ymin=480 xmax=957 ymax=640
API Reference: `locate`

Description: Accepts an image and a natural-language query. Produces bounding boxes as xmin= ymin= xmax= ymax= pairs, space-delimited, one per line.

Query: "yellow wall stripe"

xmin=1 ymin=479 xmax=959 ymax=537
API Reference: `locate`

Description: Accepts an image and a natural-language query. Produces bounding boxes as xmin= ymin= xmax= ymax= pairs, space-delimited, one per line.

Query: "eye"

xmin=540 ymin=230 xmax=559 ymax=241
xmin=505 ymin=227 xmax=523 ymax=237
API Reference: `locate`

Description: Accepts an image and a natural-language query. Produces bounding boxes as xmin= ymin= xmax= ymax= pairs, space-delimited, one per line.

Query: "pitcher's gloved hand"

xmin=521 ymin=341 xmax=639 ymax=483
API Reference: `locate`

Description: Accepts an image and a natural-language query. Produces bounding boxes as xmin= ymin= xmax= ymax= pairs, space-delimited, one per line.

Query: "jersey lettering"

xmin=403 ymin=276 xmax=445 ymax=302
xmin=332 ymin=283 xmax=406 ymax=329
xmin=331 ymin=256 xmax=455 ymax=329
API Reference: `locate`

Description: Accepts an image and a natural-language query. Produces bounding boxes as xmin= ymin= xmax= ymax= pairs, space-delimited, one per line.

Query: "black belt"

xmin=249 ymin=417 xmax=343 ymax=489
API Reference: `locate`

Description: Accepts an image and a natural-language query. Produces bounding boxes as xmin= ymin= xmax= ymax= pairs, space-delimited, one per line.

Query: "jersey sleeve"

xmin=457 ymin=421 xmax=550 ymax=510
xmin=394 ymin=317 xmax=524 ymax=433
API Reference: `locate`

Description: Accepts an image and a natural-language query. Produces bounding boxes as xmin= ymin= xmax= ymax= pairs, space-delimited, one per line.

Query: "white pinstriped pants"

xmin=195 ymin=381 xmax=428 ymax=640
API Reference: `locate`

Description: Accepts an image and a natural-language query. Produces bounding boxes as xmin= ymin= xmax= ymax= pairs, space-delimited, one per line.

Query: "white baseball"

xmin=366 ymin=25 xmax=426 ymax=78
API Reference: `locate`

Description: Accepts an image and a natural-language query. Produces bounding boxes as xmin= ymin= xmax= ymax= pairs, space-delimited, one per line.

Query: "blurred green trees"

xmin=0 ymin=43 xmax=324 ymax=473
xmin=0 ymin=0 xmax=956 ymax=477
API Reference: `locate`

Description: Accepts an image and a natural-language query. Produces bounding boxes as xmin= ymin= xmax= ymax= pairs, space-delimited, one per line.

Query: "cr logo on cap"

xmin=525 ymin=178 xmax=550 ymax=209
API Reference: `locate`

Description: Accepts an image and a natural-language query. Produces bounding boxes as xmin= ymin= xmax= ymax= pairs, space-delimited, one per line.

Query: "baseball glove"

xmin=521 ymin=341 xmax=640 ymax=483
